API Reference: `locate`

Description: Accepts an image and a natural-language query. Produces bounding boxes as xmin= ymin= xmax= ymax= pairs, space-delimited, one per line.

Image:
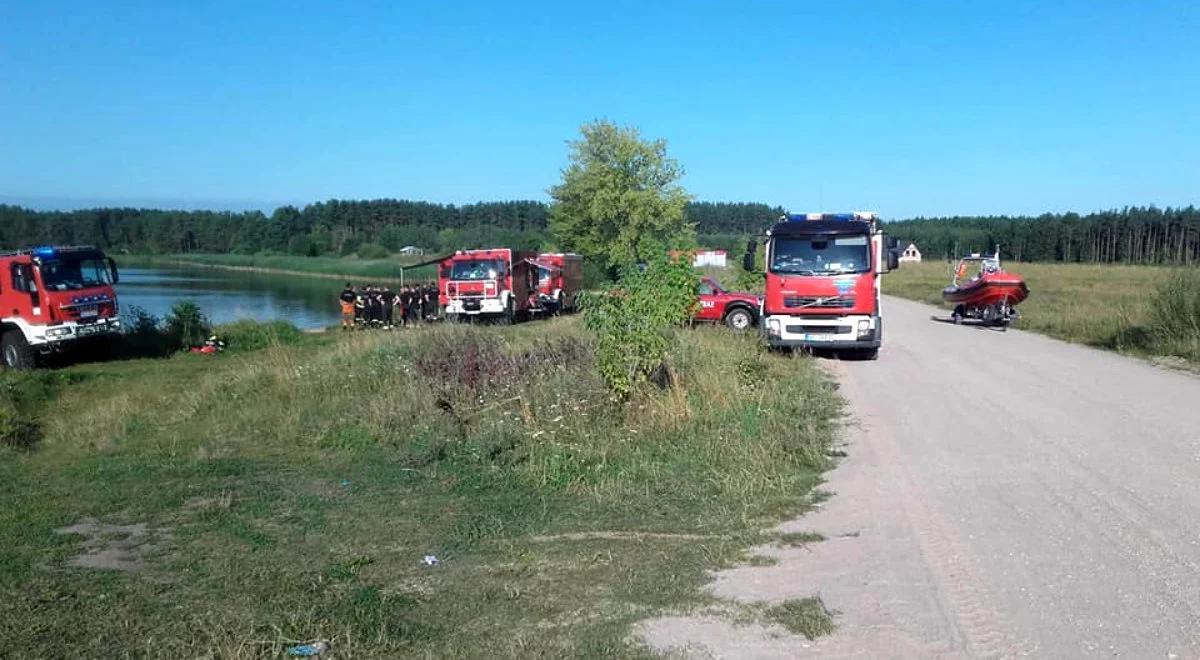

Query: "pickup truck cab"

xmin=695 ymin=276 xmax=760 ymax=330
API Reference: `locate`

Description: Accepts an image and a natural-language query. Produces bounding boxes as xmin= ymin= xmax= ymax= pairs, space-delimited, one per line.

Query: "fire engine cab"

xmin=0 ymin=246 xmax=121 ymax=369
xmin=745 ymin=212 xmax=898 ymax=358
xmin=438 ymin=248 xmax=538 ymax=323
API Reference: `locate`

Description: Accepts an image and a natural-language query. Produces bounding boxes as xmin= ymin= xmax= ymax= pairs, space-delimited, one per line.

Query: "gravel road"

xmin=642 ymin=295 xmax=1200 ymax=658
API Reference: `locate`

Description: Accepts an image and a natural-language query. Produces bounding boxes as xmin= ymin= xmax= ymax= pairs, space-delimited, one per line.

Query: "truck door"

xmin=696 ymin=279 xmax=721 ymax=321
xmin=8 ymin=263 xmax=41 ymax=323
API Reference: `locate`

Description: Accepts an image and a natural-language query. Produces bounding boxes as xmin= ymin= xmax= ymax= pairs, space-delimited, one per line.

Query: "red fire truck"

xmin=533 ymin=253 xmax=583 ymax=313
xmin=745 ymin=213 xmax=898 ymax=359
xmin=0 ymin=246 xmax=122 ymax=369
xmin=438 ymin=248 xmax=539 ymax=323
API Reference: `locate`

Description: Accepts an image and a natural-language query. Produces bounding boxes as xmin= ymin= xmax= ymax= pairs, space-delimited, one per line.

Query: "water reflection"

xmin=116 ymin=267 xmax=343 ymax=329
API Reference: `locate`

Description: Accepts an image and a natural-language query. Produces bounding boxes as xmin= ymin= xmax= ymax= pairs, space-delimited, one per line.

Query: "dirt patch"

xmin=55 ymin=518 xmax=168 ymax=571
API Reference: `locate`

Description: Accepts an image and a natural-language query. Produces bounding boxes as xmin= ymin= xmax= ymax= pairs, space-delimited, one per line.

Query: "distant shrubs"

xmin=356 ymin=243 xmax=390 ymax=260
xmin=582 ymin=256 xmax=697 ymax=395
xmin=119 ymin=302 xmax=302 ymax=357
xmin=217 ymin=320 xmax=304 ymax=352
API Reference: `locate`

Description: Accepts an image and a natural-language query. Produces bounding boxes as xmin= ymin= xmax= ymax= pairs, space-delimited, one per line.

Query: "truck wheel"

xmin=2 ymin=330 xmax=35 ymax=370
xmin=724 ymin=307 xmax=753 ymax=331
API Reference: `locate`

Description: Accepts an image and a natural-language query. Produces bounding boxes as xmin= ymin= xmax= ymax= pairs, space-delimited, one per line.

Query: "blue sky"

xmin=1 ymin=1 xmax=1196 ymax=218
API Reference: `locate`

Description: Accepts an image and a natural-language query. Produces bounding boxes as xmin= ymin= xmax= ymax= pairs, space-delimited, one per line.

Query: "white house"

xmin=899 ymin=243 xmax=922 ymax=263
xmin=692 ymin=249 xmax=727 ymax=268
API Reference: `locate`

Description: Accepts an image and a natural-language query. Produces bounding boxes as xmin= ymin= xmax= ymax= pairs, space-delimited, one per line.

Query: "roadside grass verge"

xmin=885 ymin=261 xmax=1200 ymax=363
xmin=119 ymin=253 xmax=437 ymax=282
xmin=0 ymin=317 xmax=841 ymax=656
xmin=766 ymin=597 xmax=837 ymax=640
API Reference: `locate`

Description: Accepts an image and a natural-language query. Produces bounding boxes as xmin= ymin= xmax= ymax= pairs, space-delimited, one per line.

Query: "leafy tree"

xmin=582 ymin=255 xmax=697 ymax=396
xmin=549 ymin=120 xmax=694 ymax=270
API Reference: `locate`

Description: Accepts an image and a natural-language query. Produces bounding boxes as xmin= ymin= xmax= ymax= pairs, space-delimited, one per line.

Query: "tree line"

xmin=886 ymin=207 xmax=1200 ymax=265
xmin=0 ymin=200 xmax=781 ymax=257
xmin=3 ymin=201 xmax=1197 ymax=265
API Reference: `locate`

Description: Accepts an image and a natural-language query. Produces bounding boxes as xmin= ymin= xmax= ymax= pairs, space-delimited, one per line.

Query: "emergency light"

xmin=785 ymin=213 xmax=855 ymax=222
xmin=783 ymin=212 xmax=878 ymax=222
xmin=34 ymin=247 xmax=57 ymax=257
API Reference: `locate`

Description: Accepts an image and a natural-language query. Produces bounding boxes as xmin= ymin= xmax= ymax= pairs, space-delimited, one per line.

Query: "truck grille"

xmin=785 ymin=325 xmax=852 ymax=335
xmin=783 ymin=295 xmax=855 ymax=309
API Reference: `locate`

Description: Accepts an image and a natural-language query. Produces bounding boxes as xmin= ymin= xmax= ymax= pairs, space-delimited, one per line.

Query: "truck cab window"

xmin=11 ymin=264 xmax=37 ymax=293
xmin=38 ymin=257 xmax=112 ymax=290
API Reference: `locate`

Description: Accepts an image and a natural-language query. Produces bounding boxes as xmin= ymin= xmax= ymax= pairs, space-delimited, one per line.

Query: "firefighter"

xmin=368 ymin=286 xmax=384 ymax=327
xmin=381 ymin=286 xmax=395 ymax=329
xmin=339 ymin=283 xmax=356 ymax=330
xmin=354 ymin=287 xmax=367 ymax=328
xmin=400 ymin=286 xmax=415 ymax=326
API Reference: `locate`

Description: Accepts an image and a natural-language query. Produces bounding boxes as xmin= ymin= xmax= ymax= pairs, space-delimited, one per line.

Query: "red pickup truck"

xmin=695 ymin=276 xmax=760 ymax=330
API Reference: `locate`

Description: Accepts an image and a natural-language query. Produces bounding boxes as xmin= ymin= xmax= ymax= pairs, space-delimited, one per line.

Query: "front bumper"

xmin=762 ymin=313 xmax=881 ymax=349
xmin=29 ymin=318 xmax=122 ymax=347
xmin=445 ymin=297 xmax=506 ymax=315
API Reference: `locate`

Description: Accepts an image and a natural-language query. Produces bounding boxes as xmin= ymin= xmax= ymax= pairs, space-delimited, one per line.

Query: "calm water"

xmin=116 ymin=266 xmax=346 ymax=329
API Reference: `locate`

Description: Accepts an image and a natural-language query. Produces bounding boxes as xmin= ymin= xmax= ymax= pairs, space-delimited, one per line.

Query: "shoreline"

xmin=121 ymin=255 xmax=435 ymax=284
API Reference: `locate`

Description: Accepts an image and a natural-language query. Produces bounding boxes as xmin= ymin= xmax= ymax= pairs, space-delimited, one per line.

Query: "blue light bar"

xmin=33 ymin=247 xmax=56 ymax=257
xmin=785 ymin=213 xmax=857 ymax=222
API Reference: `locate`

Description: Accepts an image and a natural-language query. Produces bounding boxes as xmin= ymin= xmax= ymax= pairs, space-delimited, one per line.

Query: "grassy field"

xmin=0 ymin=318 xmax=840 ymax=656
xmin=120 ymin=253 xmax=439 ymax=283
xmin=885 ymin=261 xmax=1200 ymax=362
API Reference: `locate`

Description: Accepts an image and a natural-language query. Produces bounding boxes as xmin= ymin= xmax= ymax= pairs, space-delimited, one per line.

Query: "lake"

xmin=117 ymin=266 xmax=349 ymax=330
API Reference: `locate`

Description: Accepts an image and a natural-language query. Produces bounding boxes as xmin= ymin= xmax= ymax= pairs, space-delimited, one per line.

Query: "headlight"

xmin=47 ymin=327 xmax=72 ymax=337
xmin=857 ymin=319 xmax=871 ymax=332
xmin=767 ymin=319 xmax=782 ymax=335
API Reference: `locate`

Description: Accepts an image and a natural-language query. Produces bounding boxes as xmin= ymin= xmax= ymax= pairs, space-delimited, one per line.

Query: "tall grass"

xmin=1147 ymin=269 xmax=1200 ymax=361
xmin=0 ymin=317 xmax=841 ymax=656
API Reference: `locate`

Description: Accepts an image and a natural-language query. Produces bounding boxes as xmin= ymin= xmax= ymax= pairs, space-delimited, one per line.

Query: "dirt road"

xmin=642 ymin=296 xmax=1200 ymax=658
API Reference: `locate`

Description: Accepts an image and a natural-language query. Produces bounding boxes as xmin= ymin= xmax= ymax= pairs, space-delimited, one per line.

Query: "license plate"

xmin=80 ymin=306 xmax=98 ymax=318
xmin=77 ymin=325 xmax=99 ymax=336
xmin=804 ymin=334 xmax=834 ymax=342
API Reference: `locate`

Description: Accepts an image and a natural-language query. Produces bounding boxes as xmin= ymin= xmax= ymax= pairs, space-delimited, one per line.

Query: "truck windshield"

xmin=38 ymin=256 xmax=113 ymax=290
xmin=450 ymin=259 xmax=504 ymax=280
xmin=770 ymin=236 xmax=870 ymax=275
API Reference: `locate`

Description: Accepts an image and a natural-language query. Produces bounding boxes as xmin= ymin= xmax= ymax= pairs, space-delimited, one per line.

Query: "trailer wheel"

xmin=2 ymin=330 xmax=35 ymax=370
xmin=724 ymin=307 xmax=753 ymax=331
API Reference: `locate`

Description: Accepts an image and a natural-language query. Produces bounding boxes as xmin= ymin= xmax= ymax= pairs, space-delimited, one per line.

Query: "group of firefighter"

xmin=338 ymin=283 xmax=438 ymax=329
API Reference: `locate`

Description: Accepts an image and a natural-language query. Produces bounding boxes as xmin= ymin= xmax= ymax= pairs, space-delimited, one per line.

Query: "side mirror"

xmin=742 ymin=239 xmax=757 ymax=272
xmin=886 ymin=236 xmax=898 ymax=251
xmin=107 ymin=257 xmax=120 ymax=284
xmin=887 ymin=251 xmax=900 ymax=272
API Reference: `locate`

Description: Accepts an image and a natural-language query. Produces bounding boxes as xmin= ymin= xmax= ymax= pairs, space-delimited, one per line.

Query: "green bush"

xmin=118 ymin=305 xmax=173 ymax=358
xmin=216 ymin=320 xmax=304 ymax=352
xmin=582 ymin=256 xmax=697 ymax=395
xmin=165 ymin=301 xmax=211 ymax=351
xmin=356 ymin=243 xmax=389 ymax=259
